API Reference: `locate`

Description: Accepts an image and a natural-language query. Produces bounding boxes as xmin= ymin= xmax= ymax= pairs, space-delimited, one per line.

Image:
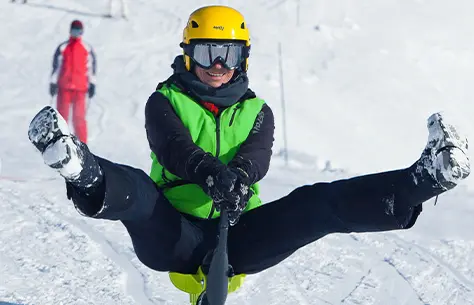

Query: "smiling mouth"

xmin=206 ymin=72 xmax=225 ymax=77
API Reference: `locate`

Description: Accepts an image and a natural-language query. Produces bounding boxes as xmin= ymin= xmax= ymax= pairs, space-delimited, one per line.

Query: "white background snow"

xmin=1 ymin=0 xmax=474 ymax=304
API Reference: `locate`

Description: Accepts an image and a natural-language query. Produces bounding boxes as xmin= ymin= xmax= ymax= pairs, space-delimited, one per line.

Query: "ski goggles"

xmin=70 ymin=28 xmax=83 ymax=37
xmin=182 ymin=41 xmax=249 ymax=70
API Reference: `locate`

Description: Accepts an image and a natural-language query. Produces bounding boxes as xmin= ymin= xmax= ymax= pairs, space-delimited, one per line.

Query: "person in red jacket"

xmin=50 ymin=20 xmax=96 ymax=144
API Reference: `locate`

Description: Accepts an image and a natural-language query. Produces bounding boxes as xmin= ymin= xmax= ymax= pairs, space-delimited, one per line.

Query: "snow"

xmin=1 ymin=0 xmax=474 ymax=304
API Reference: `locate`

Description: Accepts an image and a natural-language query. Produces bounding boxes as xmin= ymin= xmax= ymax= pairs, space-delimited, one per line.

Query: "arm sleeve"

xmin=51 ymin=45 xmax=62 ymax=83
xmin=145 ymin=91 xmax=207 ymax=181
xmin=88 ymin=47 xmax=97 ymax=84
xmin=230 ymin=103 xmax=275 ymax=183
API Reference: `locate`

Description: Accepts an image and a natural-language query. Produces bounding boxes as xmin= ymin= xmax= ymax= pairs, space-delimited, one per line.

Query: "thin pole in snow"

xmin=296 ymin=0 xmax=300 ymax=27
xmin=278 ymin=42 xmax=289 ymax=166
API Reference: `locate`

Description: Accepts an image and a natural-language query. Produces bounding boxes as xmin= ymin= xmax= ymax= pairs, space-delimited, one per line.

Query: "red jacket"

xmin=51 ymin=37 xmax=96 ymax=91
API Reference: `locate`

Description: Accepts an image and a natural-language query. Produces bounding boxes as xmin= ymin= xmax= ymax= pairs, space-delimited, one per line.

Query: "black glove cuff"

xmin=185 ymin=151 xmax=226 ymax=185
xmin=229 ymin=156 xmax=255 ymax=184
xmin=231 ymin=167 xmax=250 ymax=185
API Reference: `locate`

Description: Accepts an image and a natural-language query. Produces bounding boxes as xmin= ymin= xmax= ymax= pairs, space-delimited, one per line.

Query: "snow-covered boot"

xmin=28 ymin=106 xmax=102 ymax=189
xmin=416 ymin=112 xmax=470 ymax=190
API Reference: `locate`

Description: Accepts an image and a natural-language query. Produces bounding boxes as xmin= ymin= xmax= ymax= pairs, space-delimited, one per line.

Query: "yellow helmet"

xmin=181 ymin=5 xmax=251 ymax=71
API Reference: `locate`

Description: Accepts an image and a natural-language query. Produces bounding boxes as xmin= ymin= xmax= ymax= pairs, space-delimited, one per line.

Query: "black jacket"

xmin=145 ymin=56 xmax=275 ymax=185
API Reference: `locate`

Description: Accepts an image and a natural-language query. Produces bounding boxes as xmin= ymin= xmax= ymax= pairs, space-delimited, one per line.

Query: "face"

xmin=70 ymin=28 xmax=83 ymax=38
xmin=195 ymin=62 xmax=235 ymax=88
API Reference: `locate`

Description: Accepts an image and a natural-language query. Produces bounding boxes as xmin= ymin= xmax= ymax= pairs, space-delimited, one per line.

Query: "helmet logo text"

xmin=213 ymin=26 xmax=224 ymax=31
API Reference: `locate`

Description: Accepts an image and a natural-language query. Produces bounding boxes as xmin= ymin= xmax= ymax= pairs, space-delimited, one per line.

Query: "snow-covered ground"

xmin=1 ymin=0 xmax=474 ymax=304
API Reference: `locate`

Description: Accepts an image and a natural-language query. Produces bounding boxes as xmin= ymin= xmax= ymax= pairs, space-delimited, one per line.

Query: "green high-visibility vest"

xmin=149 ymin=83 xmax=266 ymax=219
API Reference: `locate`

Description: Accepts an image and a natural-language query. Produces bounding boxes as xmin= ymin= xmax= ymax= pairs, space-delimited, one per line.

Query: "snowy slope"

xmin=1 ymin=0 xmax=474 ymax=304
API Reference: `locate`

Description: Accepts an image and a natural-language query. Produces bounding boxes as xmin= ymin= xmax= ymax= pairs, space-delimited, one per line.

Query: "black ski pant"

xmin=68 ymin=157 xmax=444 ymax=275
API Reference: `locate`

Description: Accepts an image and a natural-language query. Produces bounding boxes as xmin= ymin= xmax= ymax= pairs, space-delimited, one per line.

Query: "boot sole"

xmin=28 ymin=106 xmax=70 ymax=153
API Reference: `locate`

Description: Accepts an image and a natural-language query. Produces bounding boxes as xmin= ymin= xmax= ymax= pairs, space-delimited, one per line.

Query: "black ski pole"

xmin=206 ymin=209 xmax=230 ymax=305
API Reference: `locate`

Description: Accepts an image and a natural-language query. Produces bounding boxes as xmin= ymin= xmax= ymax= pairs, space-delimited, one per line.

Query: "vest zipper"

xmin=229 ymin=105 xmax=241 ymax=127
xmin=215 ymin=114 xmax=221 ymax=158
xmin=208 ymin=113 xmax=222 ymax=219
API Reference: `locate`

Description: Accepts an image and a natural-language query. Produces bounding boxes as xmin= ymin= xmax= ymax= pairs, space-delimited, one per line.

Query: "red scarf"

xmin=201 ymin=101 xmax=219 ymax=116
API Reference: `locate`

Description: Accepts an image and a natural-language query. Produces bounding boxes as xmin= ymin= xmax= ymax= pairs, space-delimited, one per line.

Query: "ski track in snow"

xmin=0 ymin=184 xmax=127 ymax=304
xmin=39 ymin=196 xmax=159 ymax=305
xmin=386 ymin=233 xmax=474 ymax=293
xmin=383 ymin=255 xmax=429 ymax=305
xmin=280 ymin=264 xmax=316 ymax=305
xmin=0 ymin=182 xmax=156 ymax=304
xmin=286 ymin=270 xmax=334 ymax=305
xmin=347 ymin=232 xmax=474 ymax=305
xmin=340 ymin=269 xmax=374 ymax=304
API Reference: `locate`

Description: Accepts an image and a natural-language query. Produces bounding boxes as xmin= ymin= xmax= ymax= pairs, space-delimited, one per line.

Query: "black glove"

xmin=49 ymin=83 xmax=58 ymax=97
xmin=188 ymin=152 xmax=239 ymax=207
xmin=205 ymin=167 xmax=240 ymax=208
xmin=227 ymin=166 xmax=253 ymax=225
xmin=88 ymin=83 xmax=96 ymax=98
